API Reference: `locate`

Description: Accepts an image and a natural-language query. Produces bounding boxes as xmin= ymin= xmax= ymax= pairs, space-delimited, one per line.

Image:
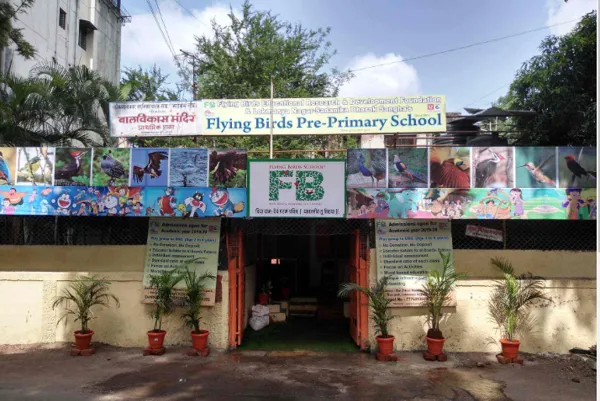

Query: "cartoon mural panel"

xmin=169 ymin=148 xmax=208 ymax=187
xmin=346 ymin=149 xmax=387 ymax=188
xmin=387 ymin=148 xmax=428 ymax=188
xmin=16 ymin=146 xmax=55 ymax=185
xmin=54 ymin=148 xmax=92 ymax=186
xmin=0 ymin=147 xmax=17 ymax=185
xmin=143 ymin=187 xmax=246 ymax=218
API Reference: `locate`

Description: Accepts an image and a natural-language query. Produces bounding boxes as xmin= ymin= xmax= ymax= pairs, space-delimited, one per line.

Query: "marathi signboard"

xmin=375 ymin=219 xmax=454 ymax=307
xmin=143 ymin=218 xmax=220 ymax=305
xmin=201 ymin=96 xmax=446 ymax=135
xmin=248 ymin=160 xmax=346 ymax=218
xmin=109 ymin=101 xmax=201 ymax=137
xmin=465 ymin=225 xmax=503 ymax=242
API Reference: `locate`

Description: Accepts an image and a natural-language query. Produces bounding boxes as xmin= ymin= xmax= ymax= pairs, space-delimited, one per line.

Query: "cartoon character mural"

xmin=158 ymin=187 xmax=178 ymax=216
xmin=210 ymin=188 xmax=245 ymax=217
xmin=184 ymin=191 xmax=206 ymax=218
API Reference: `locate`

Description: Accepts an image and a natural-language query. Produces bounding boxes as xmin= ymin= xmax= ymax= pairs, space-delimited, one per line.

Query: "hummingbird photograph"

xmin=558 ymin=147 xmax=596 ymax=188
xmin=515 ymin=147 xmax=557 ymax=188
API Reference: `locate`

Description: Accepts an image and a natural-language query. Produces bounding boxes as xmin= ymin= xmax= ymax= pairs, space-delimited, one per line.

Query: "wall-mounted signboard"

xmin=109 ymin=101 xmax=201 ymax=137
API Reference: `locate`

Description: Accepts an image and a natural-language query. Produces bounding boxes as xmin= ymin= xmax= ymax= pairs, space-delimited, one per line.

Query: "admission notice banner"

xmin=375 ymin=219 xmax=454 ymax=307
xmin=110 ymin=101 xmax=201 ymax=137
xmin=201 ymin=96 xmax=446 ymax=135
xmin=143 ymin=218 xmax=220 ymax=306
xmin=248 ymin=160 xmax=346 ymax=218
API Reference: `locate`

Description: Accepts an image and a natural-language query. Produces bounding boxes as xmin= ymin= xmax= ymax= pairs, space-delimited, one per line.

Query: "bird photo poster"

xmin=169 ymin=148 xmax=208 ymax=187
xmin=346 ymin=149 xmax=387 ymax=188
xmin=91 ymin=148 xmax=131 ymax=186
xmin=429 ymin=147 xmax=471 ymax=188
xmin=472 ymin=147 xmax=514 ymax=188
xmin=130 ymin=148 xmax=169 ymax=187
xmin=208 ymin=149 xmax=248 ymax=188
xmin=387 ymin=148 xmax=428 ymax=188
xmin=515 ymin=147 xmax=557 ymax=188
xmin=0 ymin=148 xmax=17 ymax=185
xmin=16 ymin=147 xmax=55 ymax=186
xmin=558 ymin=147 xmax=596 ymax=188
xmin=54 ymin=148 xmax=92 ymax=186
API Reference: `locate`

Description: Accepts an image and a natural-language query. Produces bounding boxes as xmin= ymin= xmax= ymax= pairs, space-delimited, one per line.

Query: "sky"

xmin=121 ymin=0 xmax=597 ymax=112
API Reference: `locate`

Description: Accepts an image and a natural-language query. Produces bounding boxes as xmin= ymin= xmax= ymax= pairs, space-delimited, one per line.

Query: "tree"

xmin=500 ymin=11 xmax=596 ymax=146
xmin=0 ymin=0 xmax=35 ymax=61
xmin=120 ymin=64 xmax=182 ymax=101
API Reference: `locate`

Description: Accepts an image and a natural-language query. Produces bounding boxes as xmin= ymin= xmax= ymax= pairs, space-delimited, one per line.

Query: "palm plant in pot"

xmin=418 ymin=251 xmax=467 ymax=357
xmin=147 ymin=268 xmax=182 ymax=350
xmin=52 ymin=276 xmax=119 ymax=352
xmin=338 ymin=276 xmax=394 ymax=356
xmin=181 ymin=267 xmax=216 ymax=352
xmin=488 ymin=257 xmax=550 ymax=360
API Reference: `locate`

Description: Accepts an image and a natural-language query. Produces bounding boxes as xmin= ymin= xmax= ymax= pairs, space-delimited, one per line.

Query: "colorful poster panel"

xmin=562 ymin=188 xmax=596 ymax=220
xmin=208 ymin=149 xmax=248 ymax=188
xmin=169 ymin=148 xmax=208 ymax=187
xmin=91 ymin=148 xmax=131 ymax=186
xmin=429 ymin=147 xmax=470 ymax=188
xmin=144 ymin=187 xmax=247 ymax=218
xmin=16 ymin=147 xmax=55 ymax=185
xmin=0 ymin=148 xmax=17 ymax=185
xmin=130 ymin=148 xmax=169 ymax=186
xmin=515 ymin=147 xmax=557 ymax=188
xmin=387 ymin=148 xmax=427 ymax=188
xmin=346 ymin=149 xmax=387 ymax=188
xmin=54 ymin=148 xmax=92 ymax=186
xmin=558 ymin=147 xmax=596 ymax=188
xmin=472 ymin=147 xmax=514 ymax=188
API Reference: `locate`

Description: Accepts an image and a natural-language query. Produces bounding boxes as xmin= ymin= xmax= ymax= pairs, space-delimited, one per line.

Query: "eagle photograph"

xmin=208 ymin=149 xmax=247 ymax=188
xmin=130 ymin=148 xmax=169 ymax=186
xmin=92 ymin=148 xmax=131 ymax=186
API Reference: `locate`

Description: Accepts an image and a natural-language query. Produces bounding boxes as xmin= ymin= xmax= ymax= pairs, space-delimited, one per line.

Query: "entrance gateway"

xmin=226 ymin=219 xmax=370 ymax=351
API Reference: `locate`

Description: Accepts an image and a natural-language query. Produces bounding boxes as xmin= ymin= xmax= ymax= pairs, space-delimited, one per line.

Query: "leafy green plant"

xmin=418 ymin=251 xmax=467 ymax=339
xmin=148 ymin=268 xmax=182 ymax=332
xmin=181 ymin=267 xmax=216 ymax=334
xmin=261 ymin=280 xmax=272 ymax=296
xmin=52 ymin=276 xmax=119 ymax=333
xmin=338 ymin=276 xmax=393 ymax=338
xmin=488 ymin=257 xmax=550 ymax=341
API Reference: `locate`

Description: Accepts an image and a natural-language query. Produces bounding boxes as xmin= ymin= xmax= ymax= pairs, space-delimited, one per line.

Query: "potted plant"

xmin=488 ymin=257 xmax=550 ymax=359
xmin=338 ymin=276 xmax=394 ymax=356
xmin=258 ymin=281 xmax=272 ymax=305
xmin=52 ymin=276 xmax=119 ymax=351
xmin=147 ymin=268 xmax=182 ymax=350
xmin=418 ymin=251 xmax=467 ymax=357
xmin=181 ymin=267 xmax=216 ymax=352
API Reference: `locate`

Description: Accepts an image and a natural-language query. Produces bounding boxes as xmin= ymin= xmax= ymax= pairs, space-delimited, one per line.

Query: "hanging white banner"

xmin=109 ymin=101 xmax=201 ymax=137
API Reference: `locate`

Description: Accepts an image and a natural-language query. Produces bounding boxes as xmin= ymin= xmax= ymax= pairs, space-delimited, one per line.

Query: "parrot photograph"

xmin=54 ymin=148 xmax=92 ymax=186
xmin=346 ymin=149 xmax=387 ymax=188
xmin=387 ymin=148 xmax=428 ymax=188
xmin=430 ymin=147 xmax=471 ymax=188
xmin=558 ymin=147 xmax=596 ymax=188
xmin=0 ymin=148 xmax=16 ymax=185
xmin=472 ymin=147 xmax=514 ymax=188
xmin=16 ymin=146 xmax=55 ymax=186
xmin=130 ymin=148 xmax=169 ymax=186
xmin=92 ymin=148 xmax=131 ymax=186
xmin=515 ymin=147 xmax=557 ymax=188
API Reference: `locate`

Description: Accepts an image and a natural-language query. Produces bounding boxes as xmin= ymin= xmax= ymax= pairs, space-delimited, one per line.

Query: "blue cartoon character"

xmin=54 ymin=192 xmax=73 ymax=216
xmin=103 ymin=194 xmax=119 ymax=216
xmin=388 ymin=190 xmax=416 ymax=219
xmin=210 ymin=188 xmax=245 ymax=217
xmin=158 ymin=187 xmax=177 ymax=216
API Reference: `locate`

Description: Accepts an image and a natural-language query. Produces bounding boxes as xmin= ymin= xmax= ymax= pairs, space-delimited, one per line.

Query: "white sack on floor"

xmin=249 ymin=315 xmax=269 ymax=331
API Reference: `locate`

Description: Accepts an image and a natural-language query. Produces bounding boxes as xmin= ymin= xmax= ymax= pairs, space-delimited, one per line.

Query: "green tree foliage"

xmin=0 ymin=0 xmax=36 ymax=61
xmin=500 ymin=11 xmax=596 ymax=146
xmin=120 ymin=64 xmax=181 ymax=101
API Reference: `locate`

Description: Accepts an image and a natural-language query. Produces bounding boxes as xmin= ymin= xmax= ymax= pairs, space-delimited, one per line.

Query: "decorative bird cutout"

xmin=0 ymin=151 xmax=11 ymax=184
xmin=392 ymin=154 xmax=426 ymax=184
xmin=133 ymin=151 xmax=169 ymax=183
xmin=430 ymin=149 xmax=470 ymax=188
xmin=519 ymin=154 xmax=556 ymax=187
xmin=565 ymin=154 xmax=596 ymax=185
xmin=100 ymin=150 xmax=126 ymax=186
xmin=55 ymin=150 xmax=87 ymax=182
xmin=358 ymin=153 xmax=385 ymax=187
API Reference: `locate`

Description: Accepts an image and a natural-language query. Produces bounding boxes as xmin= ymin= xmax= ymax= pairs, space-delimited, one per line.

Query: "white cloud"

xmin=339 ymin=53 xmax=420 ymax=97
xmin=121 ymin=2 xmax=234 ymax=75
xmin=546 ymin=0 xmax=597 ymax=35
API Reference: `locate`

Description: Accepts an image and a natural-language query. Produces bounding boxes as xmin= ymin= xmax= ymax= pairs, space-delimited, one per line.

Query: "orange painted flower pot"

xmin=376 ymin=335 xmax=395 ymax=355
xmin=258 ymin=293 xmax=269 ymax=305
xmin=500 ymin=338 xmax=520 ymax=359
xmin=147 ymin=330 xmax=167 ymax=349
xmin=191 ymin=330 xmax=210 ymax=351
xmin=426 ymin=336 xmax=446 ymax=356
xmin=74 ymin=330 xmax=94 ymax=350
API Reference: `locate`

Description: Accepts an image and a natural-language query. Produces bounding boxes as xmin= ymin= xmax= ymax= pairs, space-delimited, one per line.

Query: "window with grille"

xmin=78 ymin=28 xmax=87 ymax=50
xmin=59 ymin=9 xmax=66 ymax=29
xmin=385 ymin=135 xmax=416 ymax=147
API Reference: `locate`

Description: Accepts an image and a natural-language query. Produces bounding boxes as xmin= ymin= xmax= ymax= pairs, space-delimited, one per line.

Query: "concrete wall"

xmin=368 ymin=249 xmax=597 ymax=354
xmin=0 ymin=246 xmax=229 ymax=349
xmin=244 ymin=264 xmax=257 ymax=329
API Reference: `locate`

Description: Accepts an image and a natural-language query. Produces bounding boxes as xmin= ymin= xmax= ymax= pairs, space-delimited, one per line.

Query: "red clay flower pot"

xmin=500 ymin=338 xmax=520 ymax=359
xmin=74 ymin=330 xmax=94 ymax=350
xmin=426 ymin=336 xmax=446 ymax=356
xmin=191 ymin=330 xmax=210 ymax=351
xmin=258 ymin=293 xmax=269 ymax=305
xmin=147 ymin=330 xmax=167 ymax=349
xmin=376 ymin=335 xmax=395 ymax=355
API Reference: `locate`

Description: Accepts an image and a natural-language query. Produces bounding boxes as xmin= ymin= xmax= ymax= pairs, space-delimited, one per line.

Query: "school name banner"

xmin=143 ymin=218 xmax=220 ymax=305
xmin=375 ymin=219 xmax=454 ymax=307
xmin=248 ymin=160 xmax=346 ymax=218
xmin=110 ymin=101 xmax=201 ymax=137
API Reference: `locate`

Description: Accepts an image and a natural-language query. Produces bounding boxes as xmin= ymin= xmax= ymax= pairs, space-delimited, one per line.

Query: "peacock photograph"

xmin=92 ymin=148 xmax=131 ymax=186
xmin=387 ymin=148 xmax=428 ymax=188
xmin=208 ymin=149 xmax=247 ymax=188
xmin=16 ymin=146 xmax=55 ymax=186
xmin=346 ymin=149 xmax=387 ymax=188
xmin=54 ymin=148 xmax=92 ymax=186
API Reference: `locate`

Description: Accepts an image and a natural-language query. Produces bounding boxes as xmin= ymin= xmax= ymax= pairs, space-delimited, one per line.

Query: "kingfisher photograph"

xmin=515 ymin=147 xmax=557 ymax=188
xmin=54 ymin=148 xmax=92 ymax=186
xmin=346 ymin=149 xmax=387 ymax=188
xmin=91 ymin=148 xmax=131 ymax=186
xmin=387 ymin=148 xmax=427 ymax=188
xmin=0 ymin=148 xmax=17 ymax=185
xmin=16 ymin=146 xmax=55 ymax=186
xmin=558 ymin=147 xmax=596 ymax=188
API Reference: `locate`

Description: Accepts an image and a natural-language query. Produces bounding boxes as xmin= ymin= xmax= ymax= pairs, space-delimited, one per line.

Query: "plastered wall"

xmin=368 ymin=249 xmax=597 ymax=353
